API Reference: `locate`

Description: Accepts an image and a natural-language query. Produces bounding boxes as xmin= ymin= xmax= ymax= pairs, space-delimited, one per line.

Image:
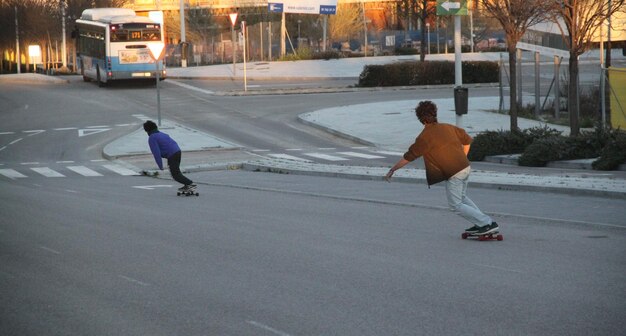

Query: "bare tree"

xmin=397 ymin=0 xmax=436 ymax=61
xmin=328 ymin=3 xmax=361 ymax=43
xmin=480 ymin=0 xmax=550 ymax=131
xmin=550 ymin=0 xmax=625 ymax=136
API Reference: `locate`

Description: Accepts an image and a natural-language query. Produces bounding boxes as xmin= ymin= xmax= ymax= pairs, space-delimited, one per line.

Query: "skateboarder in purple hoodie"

xmin=143 ymin=120 xmax=196 ymax=192
xmin=385 ymin=101 xmax=499 ymax=236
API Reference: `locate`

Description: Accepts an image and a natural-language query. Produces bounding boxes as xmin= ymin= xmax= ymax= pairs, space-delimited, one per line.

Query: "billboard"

xmin=269 ymin=0 xmax=337 ymax=14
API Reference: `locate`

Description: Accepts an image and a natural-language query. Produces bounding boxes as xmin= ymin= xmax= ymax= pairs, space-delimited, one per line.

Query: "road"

xmin=1 ymin=77 xmax=625 ymax=335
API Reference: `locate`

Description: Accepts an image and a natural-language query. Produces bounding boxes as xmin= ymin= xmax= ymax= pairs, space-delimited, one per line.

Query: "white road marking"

xmin=246 ymin=321 xmax=292 ymax=336
xmin=53 ymin=127 xmax=77 ymax=131
xmin=304 ymin=153 xmax=349 ymax=161
xmin=23 ymin=130 xmax=45 ymax=136
xmin=118 ymin=275 xmax=149 ymax=286
xmin=267 ymin=154 xmax=313 ymax=162
xmin=20 ymin=162 xmax=40 ymax=165
xmin=132 ymin=185 xmax=173 ymax=190
xmin=285 ymin=148 xmax=303 ymax=151
xmin=0 ymin=169 xmax=27 ymax=179
xmin=56 ymin=161 xmax=75 ymax=164
xmin=251 ymin=149 xmax=271 ymax=152
xmin=373 ymin=150 xmax=405 ymax=156
xmin=31 ymin=167 xmax=65 ymax=177
xmin=0 ymin=132 xmax=15 ymax=135
xmin=40 ymin=246 xmax=62 ymax=254
xmin=67 ymin=166 xmax=103 ymax=177
xmin=78 ymin=128 xmax=110 ymax=137
xmin=9 ymin=138 xmax=23 ymax=145
xmin=86 ymin=125 xmax=110 ymax=128
xmin=337 ymin=151 xmax=385 ymax=159
xmin=167 ymin=79 xmax=215 ymax=95
xmin=103 ymin=164 xmax=139 ymax=176
xmin=0 ymin=146 xmax=6 ymax=152
xmin=473 ymin=263 xmax=523 ymax=273
xmin=317 ymin=147 xmax=336 ymax=150
xmin=90 ymin=159 xmax=107 ymax=162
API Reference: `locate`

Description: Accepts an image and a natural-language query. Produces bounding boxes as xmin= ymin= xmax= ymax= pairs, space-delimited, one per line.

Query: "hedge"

xmin=358 ymin=61 xmax=499 ymax=87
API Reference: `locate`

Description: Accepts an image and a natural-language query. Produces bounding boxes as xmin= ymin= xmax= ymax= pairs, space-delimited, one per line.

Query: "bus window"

xmin=143 ymin=31 xmax=160 ymax=41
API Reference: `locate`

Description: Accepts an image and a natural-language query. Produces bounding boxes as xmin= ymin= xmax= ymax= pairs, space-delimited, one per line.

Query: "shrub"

xmin=468 ymin=126 xmax=562 ymax=161
xmin=593 ymin=130 xmax=626 ymax=170
xmin=518 ymin=125 xmax=612 ymax=167
xmin=518 ymin=136 xmax=568 ymax=166
xmin=358 ymin=61 xmax=499 ymax=87
xmin=312 ymin=50 xmax=343 ymax=60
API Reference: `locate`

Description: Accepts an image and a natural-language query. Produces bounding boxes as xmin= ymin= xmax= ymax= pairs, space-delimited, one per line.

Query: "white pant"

xmin=445 ymin=166 xmax=492 ymax=227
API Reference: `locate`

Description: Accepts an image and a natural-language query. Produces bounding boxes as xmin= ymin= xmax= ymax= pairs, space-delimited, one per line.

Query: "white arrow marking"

xmin=132 ymin=185 xmax=174 ymax=190
xmin=442 ymin=1 xmax=461 ymax=11
xmin=78 ymin=128 xmax=110 ymax=137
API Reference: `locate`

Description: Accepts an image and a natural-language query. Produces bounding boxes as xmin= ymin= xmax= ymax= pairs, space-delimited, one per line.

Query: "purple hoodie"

xmin=148 ymin=130 xmax=181 ymax=170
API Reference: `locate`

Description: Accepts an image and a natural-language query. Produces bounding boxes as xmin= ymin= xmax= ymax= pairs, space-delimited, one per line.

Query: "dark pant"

xmin=167 ymin=151 xmax=193 ymax=186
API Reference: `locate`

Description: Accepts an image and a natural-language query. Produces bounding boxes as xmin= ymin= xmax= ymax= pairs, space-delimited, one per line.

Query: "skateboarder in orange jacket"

xmin=385 ymin=101 xmax=498 ymax=235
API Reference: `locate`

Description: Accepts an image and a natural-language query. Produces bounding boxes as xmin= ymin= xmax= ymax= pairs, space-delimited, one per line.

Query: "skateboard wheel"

xmin=461 ymin=232 xmax=469 ymax=239
xmin=497 ymin=234 xmax=503 ymax=241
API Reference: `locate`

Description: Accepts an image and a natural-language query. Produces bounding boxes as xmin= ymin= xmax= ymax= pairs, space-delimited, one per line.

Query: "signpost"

xmin=229 ymin=13 xmax=238 ymax=76
xmin=268 ymin=1 xmax=337 ymax=57
xmin=437 ymin=0 xmax=468 ymax=127
xmin=147 ymin=42 xmax=165 ymax=126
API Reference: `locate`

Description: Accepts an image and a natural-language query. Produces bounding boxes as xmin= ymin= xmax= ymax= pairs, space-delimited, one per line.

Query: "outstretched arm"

xmin=148 ymin=137 xmax=164 ymax=170
xmin=385 ymin=158 xmax=410 ymax=182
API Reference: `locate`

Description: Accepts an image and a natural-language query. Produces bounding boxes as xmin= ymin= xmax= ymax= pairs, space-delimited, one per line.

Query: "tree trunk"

xmin=508 ymin=49 xmax=519 ymax=131
xmin=420 ymin=18 xmax=426 ymax=62
xmin=569 ymin=52 xmax=580 ymax=136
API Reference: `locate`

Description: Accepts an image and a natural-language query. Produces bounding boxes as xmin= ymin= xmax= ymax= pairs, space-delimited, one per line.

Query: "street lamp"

xmin=297 ymin=19 xmax=301 ymax=46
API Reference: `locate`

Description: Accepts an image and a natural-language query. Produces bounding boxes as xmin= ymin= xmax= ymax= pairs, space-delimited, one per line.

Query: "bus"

xmin=74 ymin=8 xmax=165 ymax=86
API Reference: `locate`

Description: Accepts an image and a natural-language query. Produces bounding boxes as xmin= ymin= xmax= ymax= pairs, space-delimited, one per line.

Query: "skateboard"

xmin=177 ymin=188 xmax=199 ymax=197
xmin=462 ymin=231 xmax=503 ymax=241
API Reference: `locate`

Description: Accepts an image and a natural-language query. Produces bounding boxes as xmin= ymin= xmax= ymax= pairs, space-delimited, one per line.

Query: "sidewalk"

xmin=101 ymin=55 xmax=626 ymax=198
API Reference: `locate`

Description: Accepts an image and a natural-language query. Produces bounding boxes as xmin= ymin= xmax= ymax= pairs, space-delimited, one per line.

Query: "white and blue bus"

xmin=74 ymin=8 xmax=165 ymax=86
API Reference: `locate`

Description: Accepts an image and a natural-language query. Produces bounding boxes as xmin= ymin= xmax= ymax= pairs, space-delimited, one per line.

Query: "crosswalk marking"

xmin=337 ymin=151 xmax=385 ymax=159
xmin=103 ymin=164 xmax=140 ymax=176
xmin=31 ymin=167 xmax=65 ymax=177
xmin=0 ymin=164 xmax=140 ymax=180
xmin=304 ymin=153 xmax=349 ymax=161
xmin=67 ymin=166 xmax=103 ymax=177
xmin=267 ymin=154 xmax=313 ymax=162
xmin=0 ymin=169 xmax=27 ymax=179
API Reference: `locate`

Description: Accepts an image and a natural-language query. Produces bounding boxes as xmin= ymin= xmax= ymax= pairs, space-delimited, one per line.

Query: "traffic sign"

xmin=268 ymin=1 xmax=337 ymax=15
xmin=437 ymin=0 xmax=468 ymax=16
xmin=229 ymin=13 xmax=238 ymax=27
xmin=268 ymin=3 xmax=283 ymax=13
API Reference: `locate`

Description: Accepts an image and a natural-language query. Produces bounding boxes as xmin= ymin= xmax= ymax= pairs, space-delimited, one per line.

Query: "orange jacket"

xmin=403 ymin=123 xmax=472 ymax=186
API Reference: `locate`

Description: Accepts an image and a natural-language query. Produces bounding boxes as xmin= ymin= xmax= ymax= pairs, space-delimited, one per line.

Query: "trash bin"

xmin=454 ymin=86 xmax=469 ymax=115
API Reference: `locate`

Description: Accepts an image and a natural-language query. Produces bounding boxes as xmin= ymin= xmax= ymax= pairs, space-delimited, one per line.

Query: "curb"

xmin=240 ymin=160 xmax=626 ymax=200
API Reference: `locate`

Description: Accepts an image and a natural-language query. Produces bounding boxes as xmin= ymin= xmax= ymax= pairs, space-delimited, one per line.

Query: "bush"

xmin=593 ymin=130 xmax=626 ymax=170
xmin=518 ymin=125 xmax=613 ymax=167
xmin=468 ymin=126 xmax=562 ymax=161
xmin=358 ymin=61 xmax=499 ymax=87
xmin=312 ymin=50 xmax=343 ymax=60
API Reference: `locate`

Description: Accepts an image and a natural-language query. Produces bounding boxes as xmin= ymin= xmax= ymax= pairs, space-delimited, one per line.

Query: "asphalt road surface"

xmin=1 ymin=76 xmax=625 ymax=335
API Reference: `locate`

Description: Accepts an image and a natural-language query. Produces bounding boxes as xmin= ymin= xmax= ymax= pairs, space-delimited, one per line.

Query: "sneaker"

xmin=476 ymin=222 xmax=499 ymax=235
xmin=465 ymin=225 xmax=481 ymax=233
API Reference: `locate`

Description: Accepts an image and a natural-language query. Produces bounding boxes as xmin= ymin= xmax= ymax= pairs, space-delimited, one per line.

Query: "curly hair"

xmin=143 ymin=120 xmax=158 ymax=133
xmin=415 ymin=100 xmax=438 ymax=124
